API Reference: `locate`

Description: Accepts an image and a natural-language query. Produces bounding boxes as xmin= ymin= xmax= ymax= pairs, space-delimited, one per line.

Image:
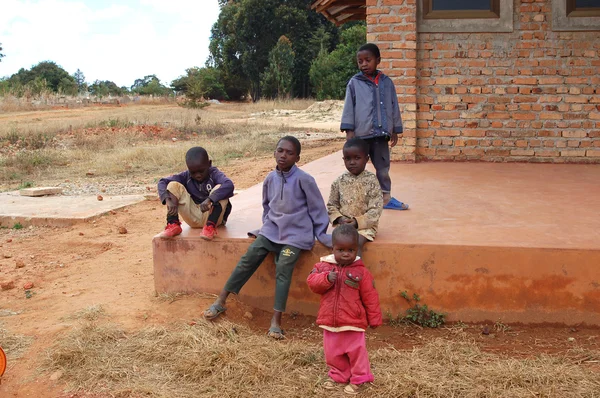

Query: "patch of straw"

xmin=42 ymin=319 xmax=600 ymax=398
xmin=0 ymin=326 xmax=34 ymax=359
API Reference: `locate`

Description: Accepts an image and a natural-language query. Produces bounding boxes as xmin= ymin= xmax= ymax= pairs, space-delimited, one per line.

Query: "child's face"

xmin=186 ymin=157 xmax=212 ymax=182
xmin=333 ymin=234 xmax=358 ymax=266
xmin=343 ymin=146 xmax=368 ymax=176
xmin=357 ymin=50 xmax=380 ymax=77
xmin=274 ymin=139 xmax=300 ymax=172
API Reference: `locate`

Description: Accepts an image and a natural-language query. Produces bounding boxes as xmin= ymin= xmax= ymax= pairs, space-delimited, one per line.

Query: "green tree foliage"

xmin=309 ymin=24 xmax=366 ymax=100
xmin=0 ymin=43 xmax=5 ymax=62
xmin=130 ymin=75 xmax=172 ymax=96
xmin=58 ymin=77 xmax=78 ymax=95
xmin=88 ymin=80 xmax=124 ymax=97
xmin=209 ymin=0 xmax=338 ymax=101
xmin=183 ymin=67 xmax=227 ymax=101
xmin=261 ymin=36 xmax=295 ymax=99
xmin=9 ymin=61 xmax=76 ymax=93
xmin=73 ymin=69 xmax=87 ymax=93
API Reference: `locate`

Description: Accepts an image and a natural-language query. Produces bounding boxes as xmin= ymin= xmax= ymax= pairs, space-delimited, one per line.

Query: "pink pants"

xmin=323 ymin=330 xmax=374 ymax=385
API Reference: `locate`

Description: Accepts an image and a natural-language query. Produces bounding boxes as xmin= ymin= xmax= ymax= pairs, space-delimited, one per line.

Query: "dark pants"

xmin=223 ymin=235 xmax=302 ymax=312
xmin=207 ymin=201 xmax=232 ymax=225
xmin=364 ymin=136 xmax=391 ymax=193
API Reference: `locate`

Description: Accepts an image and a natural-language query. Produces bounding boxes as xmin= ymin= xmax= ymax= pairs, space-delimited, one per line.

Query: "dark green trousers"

xmin=224 ymin=234 xmax=302 ymax=312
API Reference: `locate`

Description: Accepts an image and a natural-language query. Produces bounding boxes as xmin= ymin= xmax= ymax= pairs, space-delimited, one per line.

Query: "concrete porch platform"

xmin=153 ymin=152 xmax=600 ymax=324
xmin=0 ymin=192 xmax=146 ymax=227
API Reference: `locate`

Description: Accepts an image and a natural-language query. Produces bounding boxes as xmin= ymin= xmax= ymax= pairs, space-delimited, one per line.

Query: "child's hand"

xmin=327 ymin=271 xmax=337 ymax=283
xmin=338 ymin=216 xmax=354 ymax=225
xmin=345 ymin=130 xmax=355 ymax=140
xmin=390 ymin=132 xmax=399 ymax=148
xmin=166 ymin=195 xmax=179 ymax=216
xmin=200 ymin=198 xmax=213 ymax=212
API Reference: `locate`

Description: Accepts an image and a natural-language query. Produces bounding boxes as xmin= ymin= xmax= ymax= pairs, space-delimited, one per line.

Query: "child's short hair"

xmin=343 ymin=137 xmax=369 ymax=156
xmin=332 ymin=224 xmax=359 ymax=245
xmin=186 ymin=146 xmax=209 ymax=163
xmin=358 ymin=43 xmax=381 ymax=59
xmin=278 ymin=136 xmax=301 ymax=155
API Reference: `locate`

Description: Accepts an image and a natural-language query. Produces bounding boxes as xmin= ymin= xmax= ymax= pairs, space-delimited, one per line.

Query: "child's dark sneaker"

xmin=159 ymin=222 xmax=182 ymax=239
xmin=200 ymin=224 xmax=217 ymax=240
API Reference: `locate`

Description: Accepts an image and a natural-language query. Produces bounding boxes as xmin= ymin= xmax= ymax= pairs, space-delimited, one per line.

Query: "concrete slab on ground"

xmin=154 ymin=152 xmax=600 ymax=324
xmin=19 ymin=187 xmax=63 ymax=197
xmin=0 ymin=191 xmax=145 ymax=227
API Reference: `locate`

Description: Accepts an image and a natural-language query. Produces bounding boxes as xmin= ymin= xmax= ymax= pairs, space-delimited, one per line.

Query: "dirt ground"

xmin=1 ymin=102 xmax=599 ymax=397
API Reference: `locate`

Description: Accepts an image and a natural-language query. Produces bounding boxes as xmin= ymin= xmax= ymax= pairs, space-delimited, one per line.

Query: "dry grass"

xmin=42 ymin=319 xmax=600 ymax=398
xmin=0 ymin=101 xmax=318 ymax=187
xmin=0 ymin=326 xmax=34 ymax=359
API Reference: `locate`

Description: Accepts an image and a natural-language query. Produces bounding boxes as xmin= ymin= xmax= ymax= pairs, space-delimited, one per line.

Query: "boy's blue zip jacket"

xmin=340 ymin=71 xmax=403 ymax=139
xmin=253 ymin=164 xmax=332 ymax=250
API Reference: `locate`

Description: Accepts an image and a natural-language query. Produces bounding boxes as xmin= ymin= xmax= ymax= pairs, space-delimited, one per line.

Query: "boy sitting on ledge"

xmin=203 ymin=136 xmax=332 ymax=340
xmin=157 ymin=146 xmax=234 ymax=240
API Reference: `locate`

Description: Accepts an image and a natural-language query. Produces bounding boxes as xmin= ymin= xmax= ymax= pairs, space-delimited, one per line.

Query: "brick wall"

xmin=367 ymin=0 xmax=600 ymax=163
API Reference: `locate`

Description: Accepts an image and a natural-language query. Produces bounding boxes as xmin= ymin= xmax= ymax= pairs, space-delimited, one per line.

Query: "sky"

xmin=0 ymin=0 xmax=221 ymax=88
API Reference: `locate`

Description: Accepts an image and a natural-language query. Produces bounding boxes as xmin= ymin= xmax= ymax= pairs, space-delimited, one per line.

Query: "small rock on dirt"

xmin=3 ymin=254 xmax=12 ymax=259
xmin=97 ymin=195 xmax=103 ymax=201
xmin=79 ymin=232 xmax=84 ymax=236
xmin=15 ymin=259 xmax=25 ymax=268
xmin=118 ymin=226 xmax=128 ymax=234
xmin=6 ymin=239 xmax=12 ymax=243
xmin=171 ymin=137 xmax=178 ymax=142
xmin=110 ymin=210 xmax=117 ymax=215
xmin=86 ymin=171 xmax=95 ymax=176
xmin=244 ymin=311 xmax=253 ymax=320
xmin=23 ymin=282 xmax=34 ymax=290
xmin=50 ymin=370 xmax=63 ymax=381
xmin=481 ymin=326 xmax=490 ymax=335
xmin=568 ymin=337 xmax=576 ymax=342
xmin=1 ymin=281 xmax=15 ymax=290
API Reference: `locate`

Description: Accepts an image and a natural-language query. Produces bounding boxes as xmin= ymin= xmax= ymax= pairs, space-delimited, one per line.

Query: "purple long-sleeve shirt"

xmin=157 ymin=167 xmax=234 ymax=205
xmin=255 ymin=165 xmax=332 ymax=250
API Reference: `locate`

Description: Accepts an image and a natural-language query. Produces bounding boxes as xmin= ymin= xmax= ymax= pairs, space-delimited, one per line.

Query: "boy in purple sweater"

xmin=203 ymin=136 xmax=332 ymax=339
xmin=157 ymin=147 xmax=234 ymax=240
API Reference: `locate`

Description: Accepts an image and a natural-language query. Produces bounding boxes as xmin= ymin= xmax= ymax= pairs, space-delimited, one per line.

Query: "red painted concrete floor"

xmin=188 ymin=151 xmax=600 ymax=251
xmin=155 ymin=153 xmax=600 ymax=323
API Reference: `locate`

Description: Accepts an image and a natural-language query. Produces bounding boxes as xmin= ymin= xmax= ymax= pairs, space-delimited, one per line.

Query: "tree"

xmin=9 ymin=61 xmax=76 ymax=93
xmin=309 ymin=24 xmax=366 ymax=100
xmin=73 ymin=69 xmax=87 ymax=93
xmin=0 ymin=43 xmax=4 ymax=62
xmin=208 ymin=0 xmax=339 ymax=101
xmin=261 ymin=36 xmax=295 ymax=99
xmin=130 ymin=75 xmax=172 ymax=96
xmin=173 ymin=67 xmax=227 ymax=102
xmin=58 ymin=77 xmax=78 ymax=95
xmin=88 ymin=80 xmax=124 ymax=97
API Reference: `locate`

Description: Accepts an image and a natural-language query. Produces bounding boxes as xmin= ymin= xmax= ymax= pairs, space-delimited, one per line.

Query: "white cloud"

xmin=0 ymin=0 xmax=221 ymax=87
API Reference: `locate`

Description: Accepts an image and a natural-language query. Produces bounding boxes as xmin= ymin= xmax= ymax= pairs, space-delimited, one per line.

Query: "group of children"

xmin=157 ymin=43 xmax=406 ymax=395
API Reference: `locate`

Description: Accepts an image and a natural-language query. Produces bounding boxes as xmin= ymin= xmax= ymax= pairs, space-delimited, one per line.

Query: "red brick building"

xmin=312 ymin=0 xmax=600 ymax=162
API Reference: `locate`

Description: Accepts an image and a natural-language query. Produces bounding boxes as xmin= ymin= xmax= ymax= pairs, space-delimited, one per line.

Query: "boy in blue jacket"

xmin=157 ymin=146 xmax=234 ymax=240
xmin=341 ymin=43 xmax=409 ymax=211
xmin=203 ymin=136 xmax=332 ymax=339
